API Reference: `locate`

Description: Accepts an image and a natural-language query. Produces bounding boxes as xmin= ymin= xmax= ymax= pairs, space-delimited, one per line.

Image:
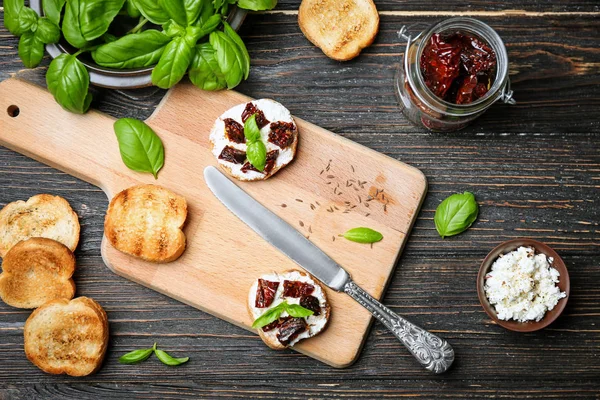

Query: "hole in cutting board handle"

xmin=7 ymin=105 xmax=19 ymax=118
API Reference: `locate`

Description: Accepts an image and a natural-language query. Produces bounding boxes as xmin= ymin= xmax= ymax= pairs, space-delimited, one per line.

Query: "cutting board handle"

xmin=0 ymin=78 xmax=133 ymax=196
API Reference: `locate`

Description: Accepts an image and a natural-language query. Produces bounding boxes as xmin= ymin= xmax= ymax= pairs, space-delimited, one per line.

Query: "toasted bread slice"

xmin=298 ymin=0 xmax=379 ymax=61
xmin=248 ymin=270 xmax=331 ymax=350
xmin=104 ymin=185 xmax=187 ymax=263
xmin=0 ymin=194 xmax=80 ymax=257
xmin=24 ymin=296 xmax=109 ymax=376
xmin=0 ymin=238 xmax=76 ymax=309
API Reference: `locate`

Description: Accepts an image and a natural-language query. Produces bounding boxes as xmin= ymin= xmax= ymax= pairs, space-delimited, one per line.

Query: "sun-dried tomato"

xmin=262 ymin=316 xmax=291 ymax=332
xmin=223 ymin=118 xmax=245 ymax=144
xmin=255 ymin=279 xmax=279 ymax=308
xmin=268 ymin=121 xmax=295 ymax=149
xmin=421 ymin=32 xmax=496 ymax=104
xmin=282 ymin=280 xmax=315 ymax=298
xmin=241 ymin=150 xmax=279 ymax=175
xmin=241 ymin=103 xmax=270 ymax=128
xmin=277 ymin=317 xmax=308 ymax=346
xmin=300 ymin=295 xmax=321 ymax=316
xmin=218 ymin=146 xmax=246 ymax=164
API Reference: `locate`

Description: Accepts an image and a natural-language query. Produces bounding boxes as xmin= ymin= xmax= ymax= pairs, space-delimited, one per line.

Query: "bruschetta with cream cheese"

xmin=248 ymin=270 xmax=330 ymax=349
xmin=210 ymin=99 xmax=299 ymax=181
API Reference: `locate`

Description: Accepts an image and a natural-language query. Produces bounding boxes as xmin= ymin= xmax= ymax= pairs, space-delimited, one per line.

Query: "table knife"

xmin=204 ymin=166 xmax=454 ymax=373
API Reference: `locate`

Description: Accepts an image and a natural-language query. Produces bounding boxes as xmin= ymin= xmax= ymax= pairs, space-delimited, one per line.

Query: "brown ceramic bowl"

xmin=477 ymin=239 xmax=570 ymax=332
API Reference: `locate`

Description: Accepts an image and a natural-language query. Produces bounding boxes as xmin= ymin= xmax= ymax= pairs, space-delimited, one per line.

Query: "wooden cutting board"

xmin=0 ymin=78 xmax=426 ymax=368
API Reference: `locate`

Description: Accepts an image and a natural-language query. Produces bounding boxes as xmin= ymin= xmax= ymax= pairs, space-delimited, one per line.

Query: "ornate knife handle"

xmin=344 ymin=281 xmax=454 ymax=374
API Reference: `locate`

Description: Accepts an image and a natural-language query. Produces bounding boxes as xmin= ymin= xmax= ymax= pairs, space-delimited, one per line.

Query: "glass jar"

xmin=395 ymin=17 xmax=515 ymax=132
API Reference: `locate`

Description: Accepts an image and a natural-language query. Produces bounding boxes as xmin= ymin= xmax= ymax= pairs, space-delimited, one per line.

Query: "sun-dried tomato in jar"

xmin=395 ymin=17 xmax=515 ymax=132
xmin=420 ymin=32 xmax=497 ymax=105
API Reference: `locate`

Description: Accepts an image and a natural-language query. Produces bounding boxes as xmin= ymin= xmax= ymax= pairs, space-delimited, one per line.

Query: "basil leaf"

xmin=284 ymin=303 xmax=314 ymax=318
xmin=189 ymin=42 xmax=227 ymax=91
xmin=125 ymin=0 xmax=141 ymax=18
xmin=132 ymin=0 xmax=170 ymax=25
xmin=151 ymin=34 xmax=194 ymax=89
xmin=243 ymin=114 xmax=261 ymax=142
xmin=251 ymin=303 xmax=285 ymax=328
xmin=92 ymin=30 xmax=171 ymax=68
xmin=62 ymin=0 xmax=89 ymax=48
xmin=154 ymin=349 xmax=189 ymax=366
xmin=18 ymin=31 xmax=44 ymax=68
xmin=43 ymin=0 xmax=66 ymax=25
xmin=434 ymin=191 xmax=479 ymax=238
xmin=163 ymin=19 xmax=186 ymax=38
xmin=119 ymin=346 xmax=154 ymax=364
xmin=4 ymin=0 xmax=26 ymax=36
xmin=196 ymin=0 xmax=216 ymax=26
xmin=18 ymin=7 xmax=39 ymax=33
xmin=159 ymin=0 xmax=187 ymax=26
xmin=196 ymin=13 xmax=221 ymax=36
xmin=223 ymin=21 xmax=249 ymax=79
xmin=78 ymin=0 xmax=126 ymax=41
xmin=343 ymin=227 xmax=383 ymax=244
xmin=113 ymin=118 xmax=165 ymax=178
xmin=237 ymin=0 xmax=277 ymax=11
xmin=246 ymin=140 xmax=267 ymax=172
xmin=47 ymin=54 xmax=93 ymax=114
xmin=35 ymin=17 xmax=61 ymax=44
xmin=209 ymin=30 xmax=244 ymax=89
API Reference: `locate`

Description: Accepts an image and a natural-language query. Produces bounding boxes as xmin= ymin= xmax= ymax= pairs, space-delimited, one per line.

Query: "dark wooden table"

xmin=1 ymin=1 xmax=599 ymax=399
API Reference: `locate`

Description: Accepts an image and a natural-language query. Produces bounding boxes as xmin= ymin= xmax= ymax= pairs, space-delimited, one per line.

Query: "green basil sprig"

xmin=243 ymin=114 xmax=267 ymax=171
xmin=113 ymin=118 xmax=165 ymax=178
xmin=237 ymin=0 xmax=278 ymax=11
xmin=189 ymin=42 xmax=227 ymax=90
xmin=4 ymin=0 xmax=26 ymax=36
xmin=119 ymin=343 xmax=156 ymax=364
xmin=154 ymin=349 xmax=189 ymax=366
xmin=434 ymin=191 xmax=479 ymax=238
xmin=18 ymin=31 xmax=45 ymax=68
xmin=119 ymin=343 xmax=189 ymax=366
xmin=92 ymin=30 xmax=171 ymax=68
xmin=342 ymin=227 xmax=384 ymax=244
xmin=43 ymin=0 xmax=66 ymax=26
xmin=46 ymin=53 xmax=93 ymax=114
xmin=252 ymin=301 xmax=314 ymax=329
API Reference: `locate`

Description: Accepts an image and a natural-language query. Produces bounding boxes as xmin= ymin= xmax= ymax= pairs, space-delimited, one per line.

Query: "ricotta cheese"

xmin=248 ymin=271 xmax=328 ymax=346
xmin=484 ymin=246 xmax=566 ymax=322
xmin=209 ymin=99 xmax=296 ymax=181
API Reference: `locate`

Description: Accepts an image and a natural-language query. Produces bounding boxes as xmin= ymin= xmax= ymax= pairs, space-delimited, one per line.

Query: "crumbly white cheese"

xmin=209 ymin=99 xmax=296 ymax=180
xmin=484 ymin=246 xmax=566 ymax=322
xmin=248 ymin=271 xmax=328 ymax=346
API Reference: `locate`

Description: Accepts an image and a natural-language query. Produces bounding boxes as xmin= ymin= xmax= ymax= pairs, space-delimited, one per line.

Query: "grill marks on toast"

xmin=0 ymin=194 xmax=80 ymax=257
xmin=0 ymin=238 xmax=76 ymax=309
xmin=104 ymin=185 xmax=187 ymax=263
xmin=24 ymin=297 xmax=109 ymax=376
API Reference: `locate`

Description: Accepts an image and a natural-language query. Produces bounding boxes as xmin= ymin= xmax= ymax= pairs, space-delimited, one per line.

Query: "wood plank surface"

xmin=0 ymin=1 xmax=599 ymax=399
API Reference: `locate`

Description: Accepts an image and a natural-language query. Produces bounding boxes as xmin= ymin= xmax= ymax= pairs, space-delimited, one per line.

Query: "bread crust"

xmin=0 ymin=194 xmax=80 ymax=257
xmin=0 ymin=238 xmax=76 ymax=309
xmin=298 ymin=0 xmax=379 ymax=61
xmin=248 ymin=269 xmax=331 ymax=350
xmin=24 ymin=297 xmax=109 ymax=376
xmin=104 ymin=185 xmax=187 ymax=263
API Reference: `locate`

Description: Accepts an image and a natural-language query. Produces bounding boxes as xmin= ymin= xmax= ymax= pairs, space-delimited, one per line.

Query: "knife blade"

xmin=204 ymin=166 xmax=454 ymax=373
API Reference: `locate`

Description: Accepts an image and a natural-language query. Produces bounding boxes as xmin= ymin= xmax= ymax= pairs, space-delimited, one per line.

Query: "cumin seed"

xmin=310 ymin=204 xmax=315 ymax=210
xmin=332 ymin=236 xmax=336 ymax=241
xmin=327 ymin=175 xmax=335 ymax=179
xmin=333 ymin=205 xmax=339 ymax=210
xmin=351 ymin=165 xmax=355 ymax=172
xmin=320 ymin=169 xmax=324 ymax=175
xmin=365 ymin=213 xmax=370 ymax=217
xmin=315 ymin=201 xmax=320 ymax=206
xmin=299 ymin=221 xmax=304 ymax=227
xmin=309 ymin=226 xmax=312 ymax=233
xmin=295 ymin=199 xmax=303 ymax=202
xmin=281 ymin=204 xmax=287 ymax=208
